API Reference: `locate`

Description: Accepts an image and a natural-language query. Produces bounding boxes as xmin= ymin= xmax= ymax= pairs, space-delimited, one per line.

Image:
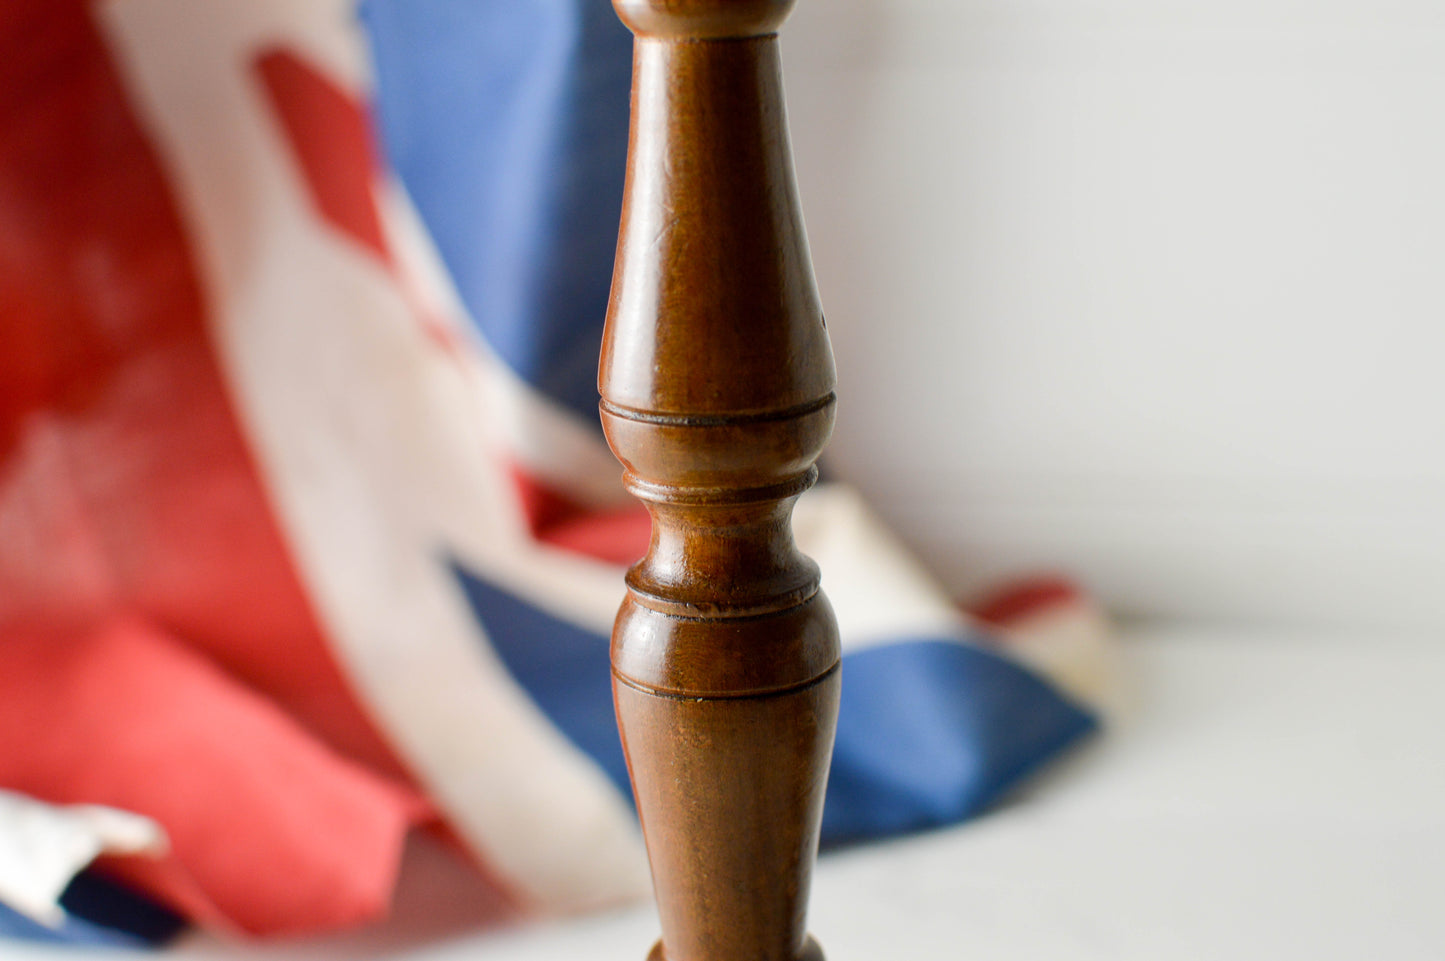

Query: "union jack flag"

xmin=0 ymin=0 xmax=1103 ymax=946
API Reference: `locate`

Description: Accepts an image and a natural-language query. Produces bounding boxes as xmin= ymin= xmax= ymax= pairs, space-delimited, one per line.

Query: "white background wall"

xmin=782 ymin=0 xmax=1445 ymax=631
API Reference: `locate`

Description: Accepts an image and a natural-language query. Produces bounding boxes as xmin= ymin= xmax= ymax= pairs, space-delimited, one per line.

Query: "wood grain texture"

xmin=599 ymin=2 xmax=840 ymax=959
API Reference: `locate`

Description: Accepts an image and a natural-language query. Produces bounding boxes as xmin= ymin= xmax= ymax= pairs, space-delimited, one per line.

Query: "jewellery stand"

xmin=599 ymin=2 xmax=839 ymax=960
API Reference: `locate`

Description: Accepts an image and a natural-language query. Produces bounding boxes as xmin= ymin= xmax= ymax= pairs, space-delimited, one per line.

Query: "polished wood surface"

xmin=599 ymin=2 xmax=839 ymax=960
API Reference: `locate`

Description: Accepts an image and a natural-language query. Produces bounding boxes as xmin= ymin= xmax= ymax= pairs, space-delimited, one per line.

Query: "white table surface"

xmin=15 ymin=620 xmax=1445 ymax=960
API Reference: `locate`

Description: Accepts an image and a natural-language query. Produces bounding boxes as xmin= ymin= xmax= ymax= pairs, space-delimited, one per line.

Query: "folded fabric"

xmin=0 ymin=789 xmax=164 ymax=929
xmin=0 ymin=620 xmax=428 ymax=935
xmin=0 ymin=0 xmax=1103 ymax=944
xmin=0 ymin=790 xmax=185 ymax=947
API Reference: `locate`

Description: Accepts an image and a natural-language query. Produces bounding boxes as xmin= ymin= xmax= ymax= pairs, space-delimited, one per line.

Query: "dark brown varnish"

xmin=599 ymin=3 xmax=839 ymax=961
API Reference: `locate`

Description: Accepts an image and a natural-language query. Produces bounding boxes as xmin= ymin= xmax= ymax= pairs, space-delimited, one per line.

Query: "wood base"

xmin=645 ymin=934 xmax=828 ymax=961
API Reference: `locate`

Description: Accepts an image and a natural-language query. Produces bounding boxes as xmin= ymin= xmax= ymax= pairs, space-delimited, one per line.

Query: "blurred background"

xmin=782 ymin=0 xmax=1445 ymax=632
xmin=3 ymin=0 xmax=1443 ymax=955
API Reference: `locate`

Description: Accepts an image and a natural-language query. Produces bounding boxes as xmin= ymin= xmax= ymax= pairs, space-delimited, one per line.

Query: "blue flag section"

xmin=824 ymin=641 xmax=1096 ymax=843
xmin=0 ymin=903 xmax=148 ymax=950
xmin=451 ymin=561 xmax=631 ymax=792
xmin=0 ymin=872 xmax=184 ymax=950
xmin=452 ymin=564 xmax=1098 ymax=845
xmin=362 ymin=0 xmax=632 ymax=422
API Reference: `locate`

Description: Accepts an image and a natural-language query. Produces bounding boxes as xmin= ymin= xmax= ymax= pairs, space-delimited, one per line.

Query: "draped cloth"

xmin=0 ymin=0 xmax=1103 ymax=943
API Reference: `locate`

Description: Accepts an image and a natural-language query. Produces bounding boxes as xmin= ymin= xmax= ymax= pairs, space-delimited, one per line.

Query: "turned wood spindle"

xmin=599 ymin=2 xmax=838 ymax=961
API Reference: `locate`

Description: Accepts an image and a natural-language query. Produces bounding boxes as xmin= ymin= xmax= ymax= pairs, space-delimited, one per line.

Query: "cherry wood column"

xmin=599 ymin=3 xmax=838 ymax=961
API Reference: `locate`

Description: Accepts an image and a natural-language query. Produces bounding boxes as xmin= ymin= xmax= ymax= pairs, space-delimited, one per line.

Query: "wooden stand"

xmin=599 ymin=2 xmax=838 ymax=960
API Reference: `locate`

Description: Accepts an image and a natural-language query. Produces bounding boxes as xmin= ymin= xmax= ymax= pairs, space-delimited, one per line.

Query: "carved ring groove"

xmin=613 ymin=660 xmax=840 ymax=702
xmin=623 ymin=466 xmax=818 ymax=506
xmin=600 ymin=392 xmax=834 ymax=429
xmin=623 ymin=575 xmax=819 ymax=621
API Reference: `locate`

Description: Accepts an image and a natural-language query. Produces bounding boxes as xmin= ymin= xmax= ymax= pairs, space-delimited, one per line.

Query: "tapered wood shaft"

xmin=600 ymin=3 xmax=838 ymax=961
